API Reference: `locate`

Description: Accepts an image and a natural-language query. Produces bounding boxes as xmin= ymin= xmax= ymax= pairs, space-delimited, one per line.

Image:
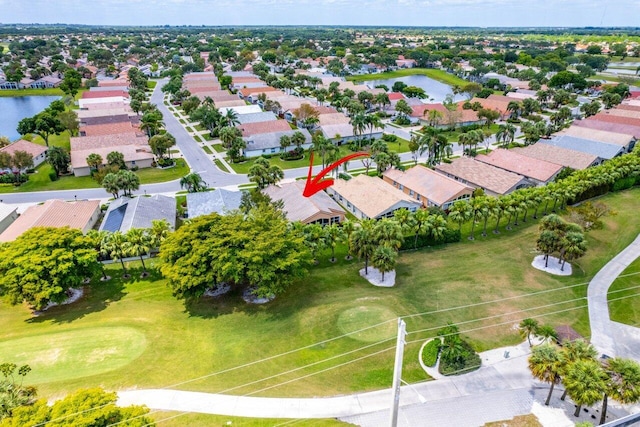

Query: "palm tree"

xmin=529 ymin=343 xmax=564 ymax=406
xmin=341 ymin=220 xmax=357 ymax=260
xmin=124 ymin=228 xmax=152 ymax=276
xmin=564 ymin=359 xmax=607 ymax=417
xmin=468 ymin=196 xmax=486 ymax=240
xmin=506 ymin=101 xmax=522 ymax=119
xmin=101 ymin=231 xmax=131 ymax=278
xmin=180 ymin=172 xmax=207 ymax=193
xmin=350 ymin=226 xmax=376 ymax=275
xmin=222 ymin=109 xmax=239 ymax=127
xmin=519 ymin=318 xmax=540 ymax=346
xmin=350 ymin=113 xmax=367 ymax=145
xmin=448 ymin=200 xmax=472 ymax=231
xmin=373 ymin=219 xmax=404 ymax=251
xmin=411 ymin=209 xmax=429 ymax=249
xmin=86 ymin=153 xmax=103 ymax=171
xmin=536 ymin=325 xmax=558 ymax=344
xmin=371 ymin=246 xmax=397 ymax=281
xmin=560 ymin=339 xmax=599 ymax=401
xmin=86 ymin=229 xmax=110 ymax=281
xmin=600 ymin=358 xmax=640 ymax=425
xmin=324 ymin=223 xmax=345 ymax=263
xmin=102 ymin=173 xmax=120 ymax=199
xmin=480 ymin=197 xmax=497 ymax=237
xmin=149 ymin=219 xmax=170 ymax=250
xmin=365 ymin=114 xmax=383 ymax=142
xmin=561 ymin=231 xmax=587 ymax=271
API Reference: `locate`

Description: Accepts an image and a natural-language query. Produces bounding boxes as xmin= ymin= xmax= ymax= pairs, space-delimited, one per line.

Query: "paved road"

xmin=588 ymin=233 xmax=640 ymax=359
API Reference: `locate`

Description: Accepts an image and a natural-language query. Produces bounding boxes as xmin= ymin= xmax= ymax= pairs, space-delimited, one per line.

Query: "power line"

xmin=42 ymin=275 xmax=640 ymax=426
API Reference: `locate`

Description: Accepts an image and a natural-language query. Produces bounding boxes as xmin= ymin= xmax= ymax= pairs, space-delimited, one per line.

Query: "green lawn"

xmin=214 ymin=159 xmax=230 ymax=172
xmin=608 ymin=257 xmax=640 ymax=327
xmin=0 ymin=159 xmax=188 ymax=194
xmin=347 ymin=68 xmax=468 ymax=87
xmin=1 ymin=187 xmax=639 ymax=425
xmin=212 ymin=143 xmax=226 ymax=153
xmin=156 ymin=412 xmax=348 ymax=427
xmin=202 ymin=146 xmax=212 ymax=154
xmin=147 ymin=80 xmax=157 ymax=89
xmin=0 ymin=88 xmax=65 ymax=97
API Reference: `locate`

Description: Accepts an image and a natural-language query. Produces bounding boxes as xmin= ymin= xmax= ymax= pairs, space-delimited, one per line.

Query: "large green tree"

xmin=16 ymin=112 xmax=65 ymax=147
xmin=160 ymin=205 xmax=311 ymax=300
xmin=0 ymin=227 xmax=99 ymax=311
xmin=46 ymin=146 xmax=70 ymax=177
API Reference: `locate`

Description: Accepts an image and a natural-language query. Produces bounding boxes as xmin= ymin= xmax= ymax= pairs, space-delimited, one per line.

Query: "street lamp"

xmin=74 ymin=195 xmax=77 ymax=201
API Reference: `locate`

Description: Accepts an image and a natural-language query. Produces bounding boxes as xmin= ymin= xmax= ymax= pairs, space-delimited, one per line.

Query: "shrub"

xmin=393 ymin=116 xmax=411 ymax=126
xmin=382 ymin=134 xmax=398 ymax=143
xmin=0 ymin=174 xmax=27 ymax=184
xmin=26 ymin=168 xmax=36 ymax=174
xmin=338 ymin=173 xmax=351 ymax=181
xmin=48 ymin=170 xmax=58 ymax=181
xmin=612 ymin=176 xmax=636 ymax=192
xmin=280 ymin=147 xmax=304 ymax=161
xmin=100 ymin=204 xmax=108 ymax=211
xmin=422 ymin=339 xmax=441 ymax=367
xmin=130 ymin=165 xmax=139 ymax=171
xmin=157 ymin=158 xmax=175 ymax=168
xmin=399 ymin=228 xmax=461 ymax=251
xmin=439 ymin=339 xmax=482 ymax=376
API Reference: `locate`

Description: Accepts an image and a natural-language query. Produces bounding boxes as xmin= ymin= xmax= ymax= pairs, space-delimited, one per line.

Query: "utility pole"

xmin=389 ymin=318 xmax=407 ymax=427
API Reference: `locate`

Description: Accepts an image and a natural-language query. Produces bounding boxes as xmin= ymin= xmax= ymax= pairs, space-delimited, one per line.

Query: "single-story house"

xmin=539 ymin=135 xmax=624 ymax=161
xmin=77 ymin=108 xmax=131 ymax=119
xmin=410 ymin=103 xmax=482 ymax=128
xmin=186 ymin=189 xmax=244 ymax=218
xmin=78 ymin=97 xmax=127 ymax=109
xmin=79 ymin=114 xmax=132 ymax=127
xmin=0 ymin=139 xmax=48 ymax=168
xmin=572 ymin=118 xmax=640 ymax=139
xmin=559 ymin=125 xmax=636 ymax=153
xmin=218 ymin=105 xmax=263 ymax=116
xmin=71 ymin=145 xmax=154 ymax=177
xmin=512 ymin=144 xmax=600 ymax=171
xmin=382 ymin=165 xmax=474 ymax=210
xmin=238 ymin=86 xmax=279 ymax=101
xmin=79 ymin=121 xmax=139 ymax=137
xmin=0 ymin=199 xmax=100 ymax=242
xmin=82 ymin=90 xmax=130 ymax=99
xmin=244 ymin=129 xmax=312 ymax=158
xmin=100 ymin=195 xmax=176 ymax=233
xmin=0 ymin=203 xmax=19 ymax=234
xmin=590 ymin=113 xmax=640 ymax=128
xmin=326 ymin=174 xmax=422 ymax=220
xmin=475 ymin=149 xmax=564 ymax=185
xmin=263 ymin=181 xmax=346 ymax=225
xmin=434 ymin=157 xmax=530 ymax=196
xmin=30 ymin=75 xmax=62 ymax=89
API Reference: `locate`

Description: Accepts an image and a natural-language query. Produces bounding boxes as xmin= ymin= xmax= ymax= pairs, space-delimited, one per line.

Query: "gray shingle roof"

xmin=236 ymin=112 xmax=278 ymax=124
xmin=244 ymin=129 xmax=312 ymax=152
xmin=540 ymin=135 xmax=624 ymax=160
xmin=186 ymin=189 xmax=244 ymax=218
xmin=99 ymin=195 xmax=176 ymax=233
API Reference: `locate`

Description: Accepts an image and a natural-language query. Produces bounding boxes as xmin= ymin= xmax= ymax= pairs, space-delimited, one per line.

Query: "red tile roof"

xmin=0 ymin=139 xmax=47 ymax=158
xmin=475 ymin=148 xmax=563 ymax=183
xmin=82 ymin=90 xmax=129 ymax=99
xmin=237 ymin=120 xmax=292 ymax=137
xmin=80 ymin=122 xmax=140 ymax=137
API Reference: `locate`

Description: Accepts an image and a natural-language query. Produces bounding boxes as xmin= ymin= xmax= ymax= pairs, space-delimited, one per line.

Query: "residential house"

xmin=70 ymin=134 xmax=153 ymax=177
xmin=572 ymin=118 xmax=640 ymax=139
xmin=538 ymin=135 xmax=625 ymax=161
xmin=243 ymin=129 xmax=312 ymax=157
xmin=382 ymin=165 xmax=474 ymax=210
xmin=82 ymin=90 xmax=130 ymax=99
xmin=79 ymin=121 xmax=140 ymax=137
xmin=434 ymin=157 xmax=529 ymax=196
xmin=238 ymin=86 xmax=279 ymax=101
xmin=186 ymin=189 xmax=244 ymax=218
xmin=590 ymin=113 xmax=640 ymax=128
xmin=0 ymin=199 xmax=100 ymax=242
xmin=0 ymin=139 xmax=48 ymax=168
xmin=559 ymin=126 xmax=636 ymax=153
xmin=29 ymin=75 xmax=62 ymax=88
xmin=218 ymin=105 xmax=263 ymax=116
xmin=263 ymin=181 xmax=346 ymax=225
xmin=475 ymin=149 xmax=563 ymax=185
xmin=100 ymin=195 xmax=176 ymax=233
xmin=0 ymin=203 xmax=18 ymax=234
xmin=410 ymin=103 xmax=482 ymax=128
xmin=236 ymin=111 xmax=279 ymax=125
xmin=326 ymin=174 xmax=422 ymax=220
xmin=512 ymin=144 xmax=600 ymax=170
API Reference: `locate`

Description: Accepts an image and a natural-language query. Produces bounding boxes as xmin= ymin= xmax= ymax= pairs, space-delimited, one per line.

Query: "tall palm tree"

xmin=149 ymin=219 xmax=171 ymax=250
xmin=448 ymin=200 xmax=472 ymax=231
xmin=519 ymin=318 xmax=540 ymax=346
xmin=600 ymin=358 xmax=640 ymax=425
xmin=480 ymin=197 xmax=497 ymax=237
xmin=371 ymin=246 xmax=397 ymax=281
xmin=350 ymin=226 xmax=376 ymax=274
xmin=324 ymin=223 xmax=345 ymax=263
xmin=373 ymin=219 xmax=404 ymax=251
xmin=124 ymin=228 xmax=152 ymax=276
xmin=101 ymin=231 xmax=130 ymax=277
xmin=536 ymin=325 xmax=559 ymax=344
xmin=468 ymin=196 xmax=486 ymax=240
xmin=559 ymin=339 xmax=599 ymax=401
xmin=179 ymin=172 xmax=207 ymax=193
xmin=86 ymin=229 xmax=110 ymax=281
xmin=564 ymin=359 xmax=607 ymax=417
xmin=528 ymin=343 xmax=564 ymax=406
xmin=411 ymin=209 xmax=429 ymax=249
xmin=341 ymin=220 xmax=357 ymax=260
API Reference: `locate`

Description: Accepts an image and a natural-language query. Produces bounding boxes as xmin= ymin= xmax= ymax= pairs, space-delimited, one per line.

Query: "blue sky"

xmin=1 ymin=0 xmax=639 ymax=27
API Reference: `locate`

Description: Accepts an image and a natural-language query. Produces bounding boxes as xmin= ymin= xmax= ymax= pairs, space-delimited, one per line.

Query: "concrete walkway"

xmin=588 ymin=233 xmax=640 ymax=359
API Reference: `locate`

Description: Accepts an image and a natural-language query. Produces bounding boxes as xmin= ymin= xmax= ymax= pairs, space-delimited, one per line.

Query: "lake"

xmin=364 ymin=75 xmax=467 ymax=104
xmin=0 ymin=96 xmax=61 ymax=141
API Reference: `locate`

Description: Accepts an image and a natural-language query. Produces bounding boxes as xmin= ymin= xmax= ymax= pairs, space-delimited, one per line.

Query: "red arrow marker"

xmin=302 ymin=150 xmax=370 ymax=197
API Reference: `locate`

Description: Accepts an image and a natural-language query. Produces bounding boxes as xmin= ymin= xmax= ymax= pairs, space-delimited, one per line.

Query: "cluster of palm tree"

xmin=189 ymin=99 xmax=240 ymax=139
xmin=519 ymin=318 xmax=559 ymax=347
xmin=495 ymin=123 xmax=517 ymax=149
xmin=218 ymin=125 xmax=246 ymax=162
xmin=348 ymin=219 xmax=403 ymax=280
xmin=139 ymin=105 xmax=165 ymax=138
xmin=447 ymin=148 xmax=640 ymax=241
xmin=536 ymin=214 xmax=587 ymax=271
xmin=409 ymin=128 xmax=452 ymax=166
xmin=529 ymin=339 xmax=640 ymax=423
xmin=87 ymin=219 xmax=171 ymax=279
xmin=350 ymin=112 xmax=384 ymax=146
xmin=458 ymin=129 xmax=490 ymax=157
xmin=247 ymin=158 xmax=284 ymax=189
xmin=179 ymin=172 xmax=207 ymax=193
xmin=101 ymin=170 xmax=140 ymax=199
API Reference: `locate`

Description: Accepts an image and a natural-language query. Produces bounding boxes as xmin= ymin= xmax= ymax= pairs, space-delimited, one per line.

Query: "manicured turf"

xmin=202 ymin=145 xmax=212 ymax=154
xmin=0 ymin=88 xmax=65 ymax=97
xmin=0 ymin=188 xmax=638 ymax=427
xmin=0 ymin=159 xmax=187 ymax=194
xmin=155 ymin=412 xmax=349 ymax=427
xmin=347 ymin=68 xmax=468 ymax=87
xmin=608 ymin=257 xmax=640 ymax=326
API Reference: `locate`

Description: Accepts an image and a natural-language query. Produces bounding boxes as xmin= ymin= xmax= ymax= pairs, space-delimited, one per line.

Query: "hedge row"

xmin=400 ymin=228 xmax=461 ymax=251
xmin=421 ymin=339 xmax=441 ymax=367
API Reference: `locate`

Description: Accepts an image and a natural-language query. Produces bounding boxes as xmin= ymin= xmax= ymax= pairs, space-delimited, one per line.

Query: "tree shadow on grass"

xmin=183 ymin=286 xmax=268 ymax=319
xmin=24 ymin=267 xmax=151 ymax=325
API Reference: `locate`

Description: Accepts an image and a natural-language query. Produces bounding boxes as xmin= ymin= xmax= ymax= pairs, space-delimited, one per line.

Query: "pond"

xmin=364 ymin=75 xmax=467 ymax=104
xmin=0 ymin=95 xmax=61 ymax=141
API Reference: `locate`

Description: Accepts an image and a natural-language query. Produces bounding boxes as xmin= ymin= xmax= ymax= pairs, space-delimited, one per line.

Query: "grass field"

xmin=0 ymin=88 xmax=65 ymax=97
xmin=347 ymin=68 xmax=468 ymax=87
xmin=608 ymin=257 xmax=640 ymax=327
xmin=1 ymin=188 xmax=639 ymax=426
xmin=0 ymin=159 xmax=188 ymax=194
